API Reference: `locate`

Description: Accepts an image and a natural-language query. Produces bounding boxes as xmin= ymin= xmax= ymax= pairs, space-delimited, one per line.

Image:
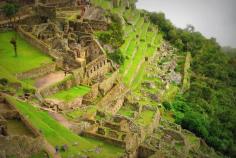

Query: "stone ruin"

xmin=79 ymin=97 xmax=160 ymax=157
xmin=0 ymin=93 xmax=43 ymax=158
xmin=10 ymin=2 xmax=122 ymax=112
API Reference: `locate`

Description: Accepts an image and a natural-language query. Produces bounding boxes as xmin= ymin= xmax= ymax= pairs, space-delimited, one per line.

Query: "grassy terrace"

xmin=92 ymin=0 xmax=163 ymax=89
xmin=49 ymin=86 xmax=91 ymax=102
xmin=66 ymin=106 xmax=97 ymax=119
xmin=136 ymin=110 xmax=155 ymax=126
xmin=7 ymin=96 xmax=124 ymax=158
xmin=0 ymin=31 xmax=52 ymax=74
xmin=118 ymin=104 xmax=135 ymax=118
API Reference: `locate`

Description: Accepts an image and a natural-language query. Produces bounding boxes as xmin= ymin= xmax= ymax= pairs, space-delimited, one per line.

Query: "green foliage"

xmin=107 ymin=49 xmax=125 ymax=64
xmin=148 ymin=10 xmax=236 ymax=157
xmin=180 ymin=111 xmax=209 ymax=138
xmin=97 ymin=13 xmax=124 ymax=48
xmin=2 ymin=2 xmax=19 ymax=17
xmin=0 ymin=78 xmax=8 ymax=86
xmin=22 ymin=88 xmax=35 ymax=94
xmin=162 ymin=101 xmax=171 ymax=111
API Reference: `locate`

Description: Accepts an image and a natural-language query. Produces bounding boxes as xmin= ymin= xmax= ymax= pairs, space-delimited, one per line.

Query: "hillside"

xmin=0 ymin=0 xmax=235 ymax=158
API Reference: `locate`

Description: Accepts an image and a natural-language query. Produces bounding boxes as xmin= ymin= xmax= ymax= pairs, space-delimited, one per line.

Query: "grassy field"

xmin=49 ymin=86 xmax=91 ymax=102
xmin=7 ymin=96 xmax=124 ymax=158
xmin=0 ymin=31 xmax=52 ymax=74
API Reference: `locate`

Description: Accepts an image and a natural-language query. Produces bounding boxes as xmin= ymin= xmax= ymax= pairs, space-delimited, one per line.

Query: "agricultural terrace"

xmin=92 ymin=0 xmax=163 ymax=89
xmin=48 ymin=86 xmax=91 ymax=102
xmin=0 ymin=31 xmax=52 ymax=74
xmin=7 ymin=96 xmax=124 ymax=158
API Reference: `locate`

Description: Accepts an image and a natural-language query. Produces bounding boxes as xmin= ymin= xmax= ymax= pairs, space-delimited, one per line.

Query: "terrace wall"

xmin=82 ymin=131 xmax=126 ymax=148
xmin=84 ymin=83 xmax=99 ymax=100
xmin=5 ymin=97 xmax=41 ymax=137
xmin=18 ymin=26 xmax=59 ymax=59
xmin=0 ymin=135 xmax=43 ymax=158
xmin=40 ymin=75 xmax=75 ymax=97
xmin=138 ymin=145 xmax=156 ymax=158
xmin=16 ymin=62 xmax=56 ymax=80
xmin=70 ymin=19 xmax=108 ymax=33
xmin=99 ymin=70 xmax=118 ymax=95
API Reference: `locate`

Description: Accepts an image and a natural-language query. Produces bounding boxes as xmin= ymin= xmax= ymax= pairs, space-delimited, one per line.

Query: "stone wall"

xmin=18 ymin=25 xmax=59 ymax=59
xmin=99 ymin=70 xmax=118 ymax=95
xmin=45 ymin=96 xmax=83 ymax=111
xmin=138 ymin=145 xmax=156 ymax=158
xmin=70 ymin=20 xmax=108 ymax=33
xmin=85 ymin=55 xmax=111 ymax=80
xmin=5 ymin=96 xmax=41 ymax=137
xmin=16 ymin=62 xmax=56 ymax=80
xmin=82 ymin=131 xmax=126 ymax=148
xmin=84 ymin=83 xmax=99 ymax=100
xmin=40 ymin=75 xmax=75 ymax=97
xmin=0 ymin=135 xmax=43 ymax=158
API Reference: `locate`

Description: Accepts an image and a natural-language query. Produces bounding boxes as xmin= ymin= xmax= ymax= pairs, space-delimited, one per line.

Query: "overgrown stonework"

xmin=0 ymin=0 xmax=229 ymax=158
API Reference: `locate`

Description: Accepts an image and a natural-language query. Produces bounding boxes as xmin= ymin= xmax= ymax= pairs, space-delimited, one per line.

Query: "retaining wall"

xmin=16 ymin=62 xmax=56 ymax=80
xmin=99 ymin=70 xmax=118 ymax=95
xmin=18 ymin=26 xmax=59 ymax=59
xmin=40 ymin=75 xmax=75 ymax=97
xmin=82 ymin=131 xmax=126 ymax=148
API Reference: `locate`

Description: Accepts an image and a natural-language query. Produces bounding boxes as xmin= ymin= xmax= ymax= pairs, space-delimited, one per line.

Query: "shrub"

xmin=23 ymin=88 xmax=35 ymax=94
xmin=0 ymin=78 xmax=8 ymax=86
xmin=180 ymin=111 xmax=209 ymax=138
xmin=107 ymin=49 xmax=125 ymax=64
xmin=162 ymin=101 xmax=171 ymax=111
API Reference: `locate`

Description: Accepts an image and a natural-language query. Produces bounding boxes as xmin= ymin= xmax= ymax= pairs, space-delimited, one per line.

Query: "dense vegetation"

xmin=148 ymin=12 xmax=236 ymax=157
xmin=97 ymin=13 xmax=125 ymax=64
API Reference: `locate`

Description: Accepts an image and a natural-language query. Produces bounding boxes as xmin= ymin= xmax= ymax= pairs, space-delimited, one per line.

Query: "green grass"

xmin=7 ymin=96 xmax=124 ymax=158
xmin=0 ymin=31 xmax=52 ymax=74
xmin=49 ymin=86 xmax=91 ymax=102
xmin=118 ymin=105 xmax=135 ymax=118
xmin=136 ymin=110 xmax=155 ymax=126
xmin=66 ymin=106 xmax=97 ymax=119
xmin=0 ymin=66 xmax=35 ymax=91
xmin=91 ymin=0 xmax=163 ymax=89
xmin=162 ymin=84 xmax=179 ymax=102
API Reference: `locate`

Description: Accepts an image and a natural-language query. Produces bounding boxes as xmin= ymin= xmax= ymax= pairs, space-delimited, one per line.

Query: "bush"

xmin=0 ymin=78 xmax=8 ymax=86
xmin=162 ymin=101 xmax=171 ymax=111
xmin=107 ymin=49 xmax=125 ymax=64
xmin=23 ymin=88 xmax=35 ymax=94
xmin=180 ymin=111 xmax=209 ymax=138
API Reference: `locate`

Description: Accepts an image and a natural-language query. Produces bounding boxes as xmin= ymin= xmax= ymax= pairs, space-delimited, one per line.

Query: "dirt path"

xmin=49 ymin=112 xmax=72 ymax=129
xmin=35 ymin=71 xmax=66 ymax=90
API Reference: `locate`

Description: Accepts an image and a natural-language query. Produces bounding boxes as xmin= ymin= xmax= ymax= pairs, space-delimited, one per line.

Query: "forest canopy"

xmin=146 ymin=11 xmax=236 ymax=157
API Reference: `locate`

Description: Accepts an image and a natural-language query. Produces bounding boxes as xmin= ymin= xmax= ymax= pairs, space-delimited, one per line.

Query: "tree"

xmin=185 ymin=24 xmax=195 ymax=32
xmin=3 ymin=3 xmax=21 ymax=57
xmin=2 ymin=3 xmax=19 ymax=22
xmin=10 ymin=37 xmax=17 ymax=57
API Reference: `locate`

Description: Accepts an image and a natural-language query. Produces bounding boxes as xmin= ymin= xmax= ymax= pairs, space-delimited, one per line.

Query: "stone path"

xmin=34 ymin=71 xmax=66 ymax=90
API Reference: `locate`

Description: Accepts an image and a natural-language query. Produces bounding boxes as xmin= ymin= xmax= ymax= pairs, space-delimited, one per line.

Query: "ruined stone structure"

xmin=112 ymin=0 xmax=137 ymax=9
xmin=0 ymin=94 xmax=44 ymax=157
